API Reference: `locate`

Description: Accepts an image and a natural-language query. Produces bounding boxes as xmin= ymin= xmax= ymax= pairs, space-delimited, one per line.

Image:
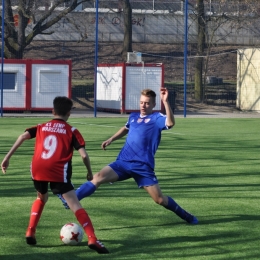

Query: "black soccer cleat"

xmin=26 ymin=227 xmax=37 ymax=245
xmin=88 ymin=239 xmax=109 ymax=254
xmin=26 ymin=236 xmax=37 ymax=245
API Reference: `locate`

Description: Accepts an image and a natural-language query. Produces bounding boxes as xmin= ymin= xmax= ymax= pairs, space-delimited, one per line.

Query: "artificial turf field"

xmin=0 ymin=116 xmax=259 ymax=260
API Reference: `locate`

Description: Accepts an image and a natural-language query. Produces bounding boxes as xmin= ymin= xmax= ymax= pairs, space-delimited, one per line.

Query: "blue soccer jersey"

xmin=117 ymin=112 xmax=170 ymax=169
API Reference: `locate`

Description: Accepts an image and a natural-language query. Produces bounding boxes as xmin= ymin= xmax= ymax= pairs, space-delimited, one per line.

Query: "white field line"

xmin=71 ymin=121 xmax=185 ymax=134
xmin=70 ymin=122 xmax=117 ymax=128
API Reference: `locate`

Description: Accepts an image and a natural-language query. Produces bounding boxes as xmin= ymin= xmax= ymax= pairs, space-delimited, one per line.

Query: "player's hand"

xmin=160 ymin=87 xmax=169 ymax=102
xmin=86 ymin=172 xmax=93 ymax=181
xmin=1 ymin=159 xmax=9 ymax=174
xmin=101 ymin=138 xmax=112 ymax=150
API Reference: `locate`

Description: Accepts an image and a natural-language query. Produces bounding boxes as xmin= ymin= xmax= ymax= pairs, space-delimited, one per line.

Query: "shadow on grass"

xmin=95 ymin=214 xmax=260 ymax=231
xmin=2 ymin=226 xmax=260 ymax=260
xmin=35 ymin=241 xmax=89 ymax=248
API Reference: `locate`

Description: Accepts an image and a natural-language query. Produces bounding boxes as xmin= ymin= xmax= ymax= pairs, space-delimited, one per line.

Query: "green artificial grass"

xmin=0 ymin=117 xmax=259 ymax=260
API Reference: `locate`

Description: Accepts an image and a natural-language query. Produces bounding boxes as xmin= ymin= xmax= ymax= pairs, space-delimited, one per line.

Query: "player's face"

xmin=139 ymin=95 xmax=155 ymax=116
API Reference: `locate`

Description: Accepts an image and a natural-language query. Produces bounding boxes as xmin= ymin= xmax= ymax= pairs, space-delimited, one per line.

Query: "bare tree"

xmin=121 ymin=0 xmax=132 ymax=61
xmin=194 ymin=0 xmax=205 ymax=102
xmin=1 ymin=0 xmax=91 ymax=59
xmin=188 ymin=0 xmax=260 ymax=103
xmin=100 ymin=0 xmax=132 ymax=61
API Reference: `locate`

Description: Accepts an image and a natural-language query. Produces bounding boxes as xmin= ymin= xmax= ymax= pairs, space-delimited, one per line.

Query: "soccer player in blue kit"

xmin=58 ymin=88 xmax=198 ymax=224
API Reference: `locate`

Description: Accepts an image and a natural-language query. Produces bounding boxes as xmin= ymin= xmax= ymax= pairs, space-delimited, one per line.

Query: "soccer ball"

xmin=60 ymin=223 xmax=83 ymax=246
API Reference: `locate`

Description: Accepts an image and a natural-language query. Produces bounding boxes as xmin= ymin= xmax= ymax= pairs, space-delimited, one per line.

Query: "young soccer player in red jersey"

xmin=1 ymin=96 xmax=109 ymax=254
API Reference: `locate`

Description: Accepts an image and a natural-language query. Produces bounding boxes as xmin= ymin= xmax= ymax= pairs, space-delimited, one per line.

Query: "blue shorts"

xmin=108 ymin=160 xmax=158 ymax=188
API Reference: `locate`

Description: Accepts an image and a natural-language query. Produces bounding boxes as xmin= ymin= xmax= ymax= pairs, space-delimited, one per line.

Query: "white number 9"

xmin=41 ymin=135 xmax=58 ymax=159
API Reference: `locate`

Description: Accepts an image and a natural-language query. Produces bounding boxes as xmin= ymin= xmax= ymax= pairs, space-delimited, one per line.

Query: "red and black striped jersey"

xmin=26 ymin=119 xmax=85 ymax=183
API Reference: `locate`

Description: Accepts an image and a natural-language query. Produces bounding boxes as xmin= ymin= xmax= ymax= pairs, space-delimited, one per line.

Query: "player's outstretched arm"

xmin=101 ymin=126 xmax=128 ymax=150
xmin=1 ymin=131 xmax=31 ymax=174
xmin=160 ymin=88 xmax=175 ymax=128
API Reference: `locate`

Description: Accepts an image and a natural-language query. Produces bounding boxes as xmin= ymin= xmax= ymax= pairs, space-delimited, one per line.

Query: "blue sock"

xmin=76 ymin=181 xmax=96 ymax=201
xmin=164 ymin=196 xmax=193 ymax=222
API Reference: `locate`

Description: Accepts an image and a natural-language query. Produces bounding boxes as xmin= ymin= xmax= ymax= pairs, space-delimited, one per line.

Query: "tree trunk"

xmin=121 ymin=0 xmax=132 ymax=61
xmin=194 ymin=0 xmax=205 ymax=102
xmin=2 ymin=0 xmax=89 ymax=59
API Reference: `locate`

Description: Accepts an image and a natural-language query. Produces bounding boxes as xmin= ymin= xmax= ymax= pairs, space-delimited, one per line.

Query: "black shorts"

xmin=33 ymin=180 xmax=74 ymax=195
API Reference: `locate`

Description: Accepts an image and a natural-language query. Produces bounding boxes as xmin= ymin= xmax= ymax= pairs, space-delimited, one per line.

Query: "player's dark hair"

xmin=141 ymin=89 xmax=156 ymax=102
xmin=53 ymin=96 xmax=73 ymax=116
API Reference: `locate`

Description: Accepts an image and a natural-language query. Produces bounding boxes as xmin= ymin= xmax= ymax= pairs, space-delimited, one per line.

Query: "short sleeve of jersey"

xmin=155 ymin=112 xmax=170 ymax=131
xmin=125 ymin=114 xmax=134 ymax=129
xmin=25 ymin=125 xmax=38 ymax=138
xmin=72 ymin=128 xmax=85 ymax=150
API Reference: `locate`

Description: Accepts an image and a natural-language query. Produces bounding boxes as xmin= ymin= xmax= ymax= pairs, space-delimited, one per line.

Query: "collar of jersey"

xmin=52 ymin=118 xmax=66 ymax=122
xmin=139 ymin=114 xmax=148 ymax=118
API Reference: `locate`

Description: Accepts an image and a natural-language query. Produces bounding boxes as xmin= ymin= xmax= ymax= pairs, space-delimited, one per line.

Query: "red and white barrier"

xmin=0 ymin=59 xmax=71 ymax=111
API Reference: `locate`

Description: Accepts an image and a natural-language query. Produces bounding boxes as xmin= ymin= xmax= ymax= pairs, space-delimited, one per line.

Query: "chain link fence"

xmin=1 ymin=0 xmax=260 ymax=114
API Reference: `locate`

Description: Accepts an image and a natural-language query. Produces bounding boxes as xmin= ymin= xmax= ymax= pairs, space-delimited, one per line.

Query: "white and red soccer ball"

xmin=60 ymin=223 xmax=83 ymax=245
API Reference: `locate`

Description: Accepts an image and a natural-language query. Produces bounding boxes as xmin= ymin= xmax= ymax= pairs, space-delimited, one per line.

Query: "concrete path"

xmin=2 ymin=108 xmax=260 ymax=119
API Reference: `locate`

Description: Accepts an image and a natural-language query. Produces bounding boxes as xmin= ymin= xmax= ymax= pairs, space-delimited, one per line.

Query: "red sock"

xmin=75 ymin=208 xmax=96 ymax=239
xmin=28 ymin=199 xmax=45 ymax=229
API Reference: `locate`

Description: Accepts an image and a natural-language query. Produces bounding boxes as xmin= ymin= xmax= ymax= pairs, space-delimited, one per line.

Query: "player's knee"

xmin=154 ymin=197 xmax=164 ymax=206
xmin=37 ymin=192 xmax=48 ymax=203
xmin=92 ymin=172 xmax=104 ymax=186
xmin=93 ymin=168 xmax=118 ymax=185
xmin=153 ymin=196 xmax=168 ymax=207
